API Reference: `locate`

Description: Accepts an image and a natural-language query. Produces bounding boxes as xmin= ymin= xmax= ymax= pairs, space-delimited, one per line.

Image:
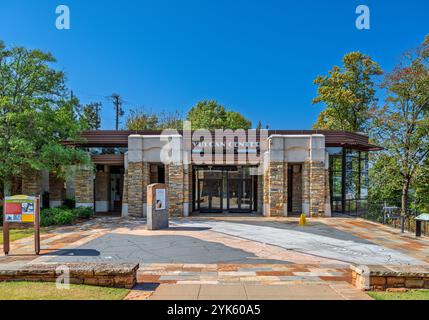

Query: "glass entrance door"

xmin=198 ymin=179 xmax=223 ymax=212
xmin=227 ymin=178 xmax=253 ymax=212
xmin=193 ymin=166 xmax=256 ymax=213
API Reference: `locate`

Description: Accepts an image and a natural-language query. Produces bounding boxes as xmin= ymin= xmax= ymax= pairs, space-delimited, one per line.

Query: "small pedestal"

xmin=147 ymin=183 xmax=169 ymax=230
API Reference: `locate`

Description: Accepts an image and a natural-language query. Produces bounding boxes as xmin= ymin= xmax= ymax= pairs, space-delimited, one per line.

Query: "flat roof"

xmin=64 ymin=130 xmax=382 ymax=151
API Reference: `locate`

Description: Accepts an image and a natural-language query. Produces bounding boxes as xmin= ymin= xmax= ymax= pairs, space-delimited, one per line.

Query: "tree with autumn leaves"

xmin=314 ymin=35 xmax=429 ymax=216
xmin=373 ymin=36 xmax=429 ymax=215
xmin=313 ymin=51 xmax=383 ymax=132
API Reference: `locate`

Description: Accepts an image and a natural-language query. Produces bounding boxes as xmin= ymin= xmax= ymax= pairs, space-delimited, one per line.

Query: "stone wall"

xmin=168 ymin=164 xmax=184 ymax=217
xmin=188 ymin=165 xmax=193 ymax=212
xmin=95 ymin=171 xmax=109 ymax=212
xmin=183 ymin=164 xmax=191 ymax=216
xmin=122 ymin=167 xmax=129 ymax=216
xmin=291 ymin=165 xmax=302 ymax=213
xmin=302 ymin=163 xmax=310 ymax=215
xmin=95 ymin=172 xmax=109 ymax=201
xmin=74 ymin=165 xmax=94 ymax=208
xmin=127 ymin=162 xmax=149 ymax=217
xmin=309 ymin=161 xmax=326 ymax=217
xmin=266 ymin=161 xmax=286 ymax=217
xmin=0 ymin=263 xmax=139 ymax=289
xmin=22 ymin=171 xmax=43 ymax=196
xmin=257 ymin=174 xmax=263 ymax=214
xmin=149 ymin=164 xmax=159 ymax=184
xmin=324 ymin=168 xmax=331 ymax=216
xmin=352 ymin=265 xmax=429 ymax=291
xmin=49 ymin=173 xmax=65 ymax=207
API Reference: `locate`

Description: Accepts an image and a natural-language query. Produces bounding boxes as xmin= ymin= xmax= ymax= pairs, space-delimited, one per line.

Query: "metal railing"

xmin=363 ymin=201 xmax=428 ymax=236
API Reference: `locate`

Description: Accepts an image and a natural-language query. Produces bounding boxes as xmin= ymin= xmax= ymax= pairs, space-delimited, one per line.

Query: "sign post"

xmin=147 ymin=184 xmax=169 ymax=230
xmin=3 ymin=195 xmax=41 ymax=255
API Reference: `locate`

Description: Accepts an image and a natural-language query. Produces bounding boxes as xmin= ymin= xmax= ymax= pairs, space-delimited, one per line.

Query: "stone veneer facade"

xmin=22 ymin=171 xmax=43 ymax=196
xmin=74 ymin=165 xmax=94 ymax=208
xmin=127 ymin=162 xmax=149 ymax=217
xmin=263 ymin=134 xmax=331 ymax=218
xmin=19 ymin=132 xmax=333 ymax=218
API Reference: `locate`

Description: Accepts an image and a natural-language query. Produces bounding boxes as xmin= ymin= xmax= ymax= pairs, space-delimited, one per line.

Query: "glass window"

xmin=82 ymin=147 xmax=128 ymax=155
xmin=329 ymin=148 xmax=369 ymax=215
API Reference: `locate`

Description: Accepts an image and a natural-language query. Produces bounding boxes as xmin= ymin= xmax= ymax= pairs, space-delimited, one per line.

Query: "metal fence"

xmin=362 ymin=201 xmax=429 ymax=236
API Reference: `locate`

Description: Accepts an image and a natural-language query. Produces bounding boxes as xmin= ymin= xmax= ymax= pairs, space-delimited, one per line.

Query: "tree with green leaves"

xmin=81 ymin=102 xmax=102 ymax=130
xmin=313 ymin=52 xmax=383 ymax=132
xmin=187 ymin=100 xmax=251 ymax=130
xmin=372 ymin=35 xmax=429 ymax=215
xmin=126 ymin=108 xmax=183 ymax=130
xmin=0 ymin=40 xmax=89 ymax=197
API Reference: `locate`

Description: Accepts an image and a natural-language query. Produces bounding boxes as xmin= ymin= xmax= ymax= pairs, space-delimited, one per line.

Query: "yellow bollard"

xmin=299 ymin=214 xmax=307 ymax=226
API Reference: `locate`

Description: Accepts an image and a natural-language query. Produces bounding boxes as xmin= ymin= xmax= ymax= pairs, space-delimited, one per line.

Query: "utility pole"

xmin=110 ymin=93 xmax=124 ymax=130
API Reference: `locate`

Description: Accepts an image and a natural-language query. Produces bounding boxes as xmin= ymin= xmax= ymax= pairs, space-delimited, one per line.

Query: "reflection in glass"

xmin=329 ymin=148 xmax=369 ymax=216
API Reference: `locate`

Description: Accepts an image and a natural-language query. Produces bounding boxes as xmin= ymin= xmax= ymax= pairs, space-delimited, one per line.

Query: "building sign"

xmin=155 ymin=189 xmax=166 ymax=211
xmin=4 ymin=195 xmax=36 ymax=223
xmin=192 ymin=141 xmax=260 ymax=154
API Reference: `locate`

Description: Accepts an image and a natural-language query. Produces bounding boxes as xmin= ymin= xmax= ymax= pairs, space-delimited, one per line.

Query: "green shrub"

xmin=0 ymin=204 xmax=3 ymax=226
xmin=41 ymin=208 xmax=74 ymax=226
xmin=63 ymin=197 xmax=76 ymax=209
xmin=40 ymin=209 xmax=56 ymax=227
xmin=53 ymin=210 xmax=75 ymax=225
xmin=72 ymin=207 xmax=94 ymax=219
xmin=40 ymin=206 xmax=94 ymax=227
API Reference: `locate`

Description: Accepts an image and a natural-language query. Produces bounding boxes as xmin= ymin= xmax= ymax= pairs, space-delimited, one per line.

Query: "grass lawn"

xmin=368 ymin=290 xmax=429 ymax=300
xmin=0 ymin=228 xmax=37 ymax=245
xmin=0 ymin=282 xmax=130 ymax=300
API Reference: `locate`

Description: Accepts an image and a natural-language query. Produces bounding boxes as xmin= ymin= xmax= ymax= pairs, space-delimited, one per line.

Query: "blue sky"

xmin=1 ymin=0 xmax=428 ymax=129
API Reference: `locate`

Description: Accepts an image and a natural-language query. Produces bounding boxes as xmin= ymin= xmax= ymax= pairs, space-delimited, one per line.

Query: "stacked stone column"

xmin=74 ymin=165 xmax=94 ymax=208
xmin=95 ymin=171 xmax=109 ymax=212
xmin=266 ymin=161 xmax=287 ymax=216
xmin=168 ymin=163 xmax=185 ymax=217
xmin=127 ymin=161 xmax=149 ymax=217
xmin=121 ymin=155 xmax=129 ymax=216
xmin=302 ymin=161 xmax=329 ymax=217
xmin=263 ymin=136 xmax=288 ymax=217
xmin=49 ymin=173 xmax=65 ymax=208
xmin=308 ymin=161 xmax=326 ymax=217
xmin=22 ymin=171 xmax=43 ymax=196
xmin=302 ymin=162 xmax=310 ymax=215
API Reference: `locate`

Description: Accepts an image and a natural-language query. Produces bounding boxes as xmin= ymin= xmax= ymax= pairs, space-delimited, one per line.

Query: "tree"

xmin=415 ymin=156 xmax=429 ymax=213
xmin=368 ymin=154 xmax=402 ymax=206
xmin=126 ymin=108 xmax=183 ymax=130
xmin=372 ymin=35 xmax=429 ymax=215
xmin=81 ymin=102 xmax=102 ymax=130
xmin=0 ymin=40 xmax=88 ymax=196
xmin=187 ymin=100 xmax=251 ymax=130
xmin=313 ymin=52 xmax=383 ymax=132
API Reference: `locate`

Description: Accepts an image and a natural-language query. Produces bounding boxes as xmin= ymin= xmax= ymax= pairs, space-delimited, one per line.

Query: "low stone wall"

xmin=0 ymin=263 xmax=139 ymax=289
xmin=352 ymin=265 xmax=429 ymax=291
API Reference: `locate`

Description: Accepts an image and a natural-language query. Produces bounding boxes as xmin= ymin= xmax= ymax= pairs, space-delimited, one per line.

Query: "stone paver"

xmin=136 ymin=263 xmax=352 ymax=285
xmin=5 ymin=216 xmax=427 ymax=267
xmin=145 ymin=283 xmax=372 ymax=300
xmin=2 ymin=216 xmax=428 ymax=300
xmin=170 ymin=218 xmax=427 ymax=265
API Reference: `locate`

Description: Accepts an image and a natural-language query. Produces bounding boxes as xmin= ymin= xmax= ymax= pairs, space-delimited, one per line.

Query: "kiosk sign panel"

xmin=3 ymin=195 xmax=40 ymax=255
xmin=4 ymin=195 xmax=36 ymax=223
xmin=155 ymin=189 xmax=166 ymax=211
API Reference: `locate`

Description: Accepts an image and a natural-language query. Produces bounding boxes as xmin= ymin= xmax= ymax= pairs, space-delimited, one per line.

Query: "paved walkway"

xmin=2 ymin=215 xmax=428 ymax=300
xmin=125 ymin=282 xmax=372 ymax=300
xmin=136 ymin=263 xmax=352 ymax=285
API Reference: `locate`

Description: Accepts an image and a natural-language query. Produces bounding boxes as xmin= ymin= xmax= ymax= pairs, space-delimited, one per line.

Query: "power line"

xmin=109 ymin=93 xmax=124 ymax=130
